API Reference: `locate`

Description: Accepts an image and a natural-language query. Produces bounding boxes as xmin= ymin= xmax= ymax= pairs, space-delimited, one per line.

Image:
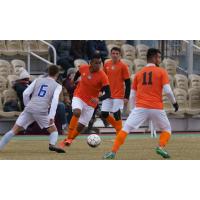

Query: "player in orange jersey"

xmin=101 ymin=47 xmax=131 ymax=134
xmin=104 ymin=48 xmax=179 ymax=159
xmin=59 ymin=53 xmax=111 ymax=147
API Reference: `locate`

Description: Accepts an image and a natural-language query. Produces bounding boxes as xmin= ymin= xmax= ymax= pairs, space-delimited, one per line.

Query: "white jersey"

xmin=23 ymin=77 xmax=62 ymax=118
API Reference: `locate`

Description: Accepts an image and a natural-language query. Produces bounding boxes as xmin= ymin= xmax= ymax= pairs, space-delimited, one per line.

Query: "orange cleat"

xmin=59 ymin=138 xmax=73 ymax=148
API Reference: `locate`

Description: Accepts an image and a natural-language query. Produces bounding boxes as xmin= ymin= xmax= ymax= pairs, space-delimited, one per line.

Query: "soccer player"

xmin=60 ymin=53 xmax=110 ymax=147
xmin=104 ymin=48 xmax=179 ymax=159
xmin=0 ymin=65 xmax=65 ymax=153
xmin=101 ymin=47 xmax=131 ymax=134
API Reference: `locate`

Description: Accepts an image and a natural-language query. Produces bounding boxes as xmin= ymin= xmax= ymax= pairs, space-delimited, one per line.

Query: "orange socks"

xmin=106 ymin=115 xmax=116 ymax=127
xmin=159 ymin=131 xmax=171 ymax=147
xmin=67 ymin=115 xmax=79 ymax=139
xmin=112 ymin=130 xmax=128 ymax=153
xmin=106 ymin=115 xmax=122 ymax=134
xmin=115 ymin=120 xmax=122 ymax=133
xmin=69 ymin=129 xmax=80 ymax=140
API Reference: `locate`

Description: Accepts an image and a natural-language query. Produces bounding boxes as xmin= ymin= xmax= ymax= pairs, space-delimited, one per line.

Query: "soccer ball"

xmin=87 ymin=134 xmax=101 ymax=148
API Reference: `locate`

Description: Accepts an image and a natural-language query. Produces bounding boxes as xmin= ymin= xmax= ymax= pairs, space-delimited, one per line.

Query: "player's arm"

xmin=73 ymin=70 xmax=81 ymax=82
xmin=23 ymin=80 xmax=37 ymax=106
xmin=163 ymin=84 xmax=179 ymax=112
xmin=99 ymin=85 xmax=111 ymax=101
xmin=124 ymin=78 xmax=131 ymax=100
xmin=48 ymin=85 xmax=62 ymax=120
xmin=162 ymin=69 xmax=179 ymax=112
xmin=129 ymin=89 xmax=136 ymax=110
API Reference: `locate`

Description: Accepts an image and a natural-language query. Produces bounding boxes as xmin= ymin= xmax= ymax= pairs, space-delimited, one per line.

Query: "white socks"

xmin=0 ymin=130 xmax=15 ymax=150
xmin=49 ymin=131 xmax=58 ymax=145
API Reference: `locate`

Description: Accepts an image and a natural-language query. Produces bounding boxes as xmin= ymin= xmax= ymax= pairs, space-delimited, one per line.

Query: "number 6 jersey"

xmin=132 ymin=63 xmax=169 ymax=110
xmin=24 ymin=77 xmax=62 ymax=116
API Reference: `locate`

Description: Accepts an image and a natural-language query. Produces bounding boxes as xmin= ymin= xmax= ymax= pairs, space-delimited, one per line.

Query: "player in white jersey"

xmin=0 ymin=65 xmax=65 ymax=153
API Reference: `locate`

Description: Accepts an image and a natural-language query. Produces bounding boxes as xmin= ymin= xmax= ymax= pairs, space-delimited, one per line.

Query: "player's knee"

xmin=73 ymin=109 xmax=81 ymax=118
xmin=113 ymin=110 xmax=121 ymax=121
xmin=101 ymin=111 xmax=109 ymax=119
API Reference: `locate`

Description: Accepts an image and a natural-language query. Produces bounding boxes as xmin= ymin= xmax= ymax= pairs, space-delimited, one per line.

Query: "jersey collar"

xmin=146 ymin=63 xmax=156 ymax=67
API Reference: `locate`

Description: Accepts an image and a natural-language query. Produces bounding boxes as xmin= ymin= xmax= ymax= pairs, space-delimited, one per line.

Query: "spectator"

xmin=49 ymin=40 xmax=74 ymax=76
xmin=71 ymin=40 xmax=88 ymax=61
xmin=13 ymin=69 xmax=31 ymax=110
xmin=62 ymin=68 xmax=76 ymax=123
xmin=87 ymin=40 xmax=108 ymax=61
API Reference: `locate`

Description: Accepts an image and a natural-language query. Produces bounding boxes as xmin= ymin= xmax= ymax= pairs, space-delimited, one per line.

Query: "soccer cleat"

xmin=59 ymin=138 xmax=73 ymax=148
xmin=49 ymin=144 xmax=66 ymax=153
xmin=103 ymin=152 xmax=116 ymax=159
xmin=156 ymin=147 xmax=170 ymax=159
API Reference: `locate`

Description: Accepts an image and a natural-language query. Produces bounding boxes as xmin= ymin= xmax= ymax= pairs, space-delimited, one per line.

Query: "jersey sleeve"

xmin=132 ymin=74 xmax=138 ymax=91
xmin=101 ymin=71 xmax=109 ymax=87
xmin=122 ymin=63 xmax=130 ymax=80
xmin=103 ymin=62 xmax=107 ymax=74
xmin=162 ymin=69 xmax=170 ymax=86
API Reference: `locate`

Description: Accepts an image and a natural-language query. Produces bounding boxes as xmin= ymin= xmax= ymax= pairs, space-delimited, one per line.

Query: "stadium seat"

xmin=174 ymin=74 xmax=188 ymax=91
xmin=162 ymin=58 xmax=177 ymax=76
xmin=0 ymin=89 xmax=21 ymax=117
xmin=136 ymin=44 xmax=149 ymax=60
xmin=3 ymin=40 xmax=23 ymax=56
xmin=11 ymin=59 xmax=26 ymax=75
xmin=74 ymin=59 xmax=88 ymax=70
xmin=186 ymin=88 xmax=200 ymax=116
xmin=0 ymin=59 xmax=13 ymax=74
xmin=121 ymin=44 xmax=136 ymax=62
xmin=7 ymin=75 xmax=19 ymax=88
xmin=162 ymin=93 xmax=174 ymax=114
xmin=0 ymin=41 xmax=7 ymax=55
xmin=168 ymin=75 xmax=175 ymax=90
xmin=37 ymin=41 xmax=49 ymax=55
xmin=172 ymin=88 xmax=187 ymax=117
xmin=105 ymin=40 xmax=126 ymax=47
xmin=121 ymin=58 xmax=134 ymax=74
xmin=188 ymin=74 xmax=200 ymax=89
xmin=133 ymin=59 xmax=147 ymax=72
xmin=21 ymin=40 xmax=39 ymax=55
xmin=0 ymin=75 xmax=7 ymax=95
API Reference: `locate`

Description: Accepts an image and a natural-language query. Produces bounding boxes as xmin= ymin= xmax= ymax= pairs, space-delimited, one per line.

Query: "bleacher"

xmin=1 ymin=40 xmax=200 ymax=134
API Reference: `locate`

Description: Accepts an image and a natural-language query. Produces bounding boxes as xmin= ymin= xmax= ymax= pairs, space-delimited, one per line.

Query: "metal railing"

xmin=27 ymin=40 xmax=57 ymax=74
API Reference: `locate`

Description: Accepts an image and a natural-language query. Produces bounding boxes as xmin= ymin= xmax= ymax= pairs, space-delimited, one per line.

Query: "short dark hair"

xmin=111 ymin=47 xmax=121 ymax=53
xmin=91 ymin=53 xmax=101 ymax=60
xmin=147 ymin=48 xmax=161 ymax=60
xmin=48 ymin=65 xmax=60 ymax=76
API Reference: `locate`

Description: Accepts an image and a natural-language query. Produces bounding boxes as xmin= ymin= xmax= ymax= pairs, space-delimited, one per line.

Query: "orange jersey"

xmin=132 ymin=65 xmax=169 ymax=109
xmin=74 ymin=64 xmax=109 ymax=108
xmin=104 ymin=60 xmax=130 ymax=99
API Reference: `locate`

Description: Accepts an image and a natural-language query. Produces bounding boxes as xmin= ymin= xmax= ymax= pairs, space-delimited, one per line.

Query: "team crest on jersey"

xmin=111 ymin=66 xmax=115 ymax=70
xmin=83 ymin=73 xmax=86 ymax=76
xmin=87 ymin=75 xmax=92 ymax=79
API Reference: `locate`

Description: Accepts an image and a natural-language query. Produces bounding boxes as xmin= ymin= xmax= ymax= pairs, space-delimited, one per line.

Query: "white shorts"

xmin=123 ymin=108 xmax=171 ymax=133
xmin=101 ymin=98 xmax=124 ymax=113
xmin=72 ymin=97 xmax=94 ymax=126
xmin=16 ymin=111 xmax=52 ymax=129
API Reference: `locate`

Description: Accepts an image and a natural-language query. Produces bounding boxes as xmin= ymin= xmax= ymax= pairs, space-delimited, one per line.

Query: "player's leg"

xmin=65 ymin=97 xmax=83 ymax=137
xmin=101 ymin=98 xmax=116 ymax=127
xmin=0 ymin=111 xmax=34 ymax=150
xmin=150 ymin=110 xmax=171 ymax=158
xmin=66 ymin=105 xmax=94 ymax=141
xmin=47 ymin=125 xmax=65 ymax=153
xmin=104 ymin=108 xmax=148 ymax=159
xmin=112 ymin=99 xmax=124 ymax=134
xmin=60 ymin=101 xmax=94 ymax=147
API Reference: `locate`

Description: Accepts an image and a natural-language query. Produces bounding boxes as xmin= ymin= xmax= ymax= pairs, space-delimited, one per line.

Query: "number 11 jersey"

xmin=132 ymin=64 xmax=169 ymax=110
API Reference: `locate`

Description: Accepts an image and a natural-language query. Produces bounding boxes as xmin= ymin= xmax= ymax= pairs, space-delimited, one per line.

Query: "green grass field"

xmin=0 ymin=134 xmax=200 ymax=160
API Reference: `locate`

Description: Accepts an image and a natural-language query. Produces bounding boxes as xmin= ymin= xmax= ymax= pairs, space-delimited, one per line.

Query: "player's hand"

xmin=173 ymin=102 xmax=179 ymax=112
xmin=124 ymin=98 xmax=129 ymax=106
xmin=49 ymin=119 xmax=54 ymax=125
xmin=91 ymin=98 xmax=99 ymax=104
